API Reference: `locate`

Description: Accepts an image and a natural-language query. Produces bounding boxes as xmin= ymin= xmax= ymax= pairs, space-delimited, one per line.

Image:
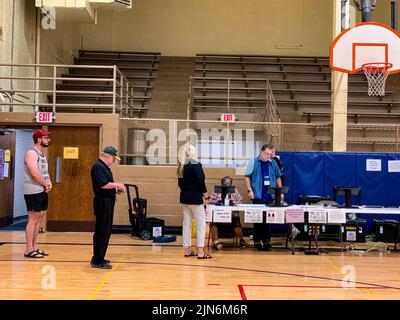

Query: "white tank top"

xmin=24 ymin=148 xmax=50 ymax=195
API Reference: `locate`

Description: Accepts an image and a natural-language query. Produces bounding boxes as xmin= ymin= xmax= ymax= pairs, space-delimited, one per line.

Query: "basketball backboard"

xmin=330 ymin=22 xmax=400 ymax=75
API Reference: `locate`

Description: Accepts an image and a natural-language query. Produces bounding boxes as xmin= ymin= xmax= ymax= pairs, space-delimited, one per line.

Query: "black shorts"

xmin=24 ymin=192 xmax=48 ymax=212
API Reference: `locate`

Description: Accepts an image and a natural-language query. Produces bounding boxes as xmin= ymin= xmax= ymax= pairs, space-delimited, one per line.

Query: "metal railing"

xmin=347 ymin=124 xmax=400 ymax=152
xmin=187 ymin=76 xmax=281 ymax=123
xmin=119 ymin=119 xmax=400 ymax=166
xmin=118 ymin=118 xmax=328 ymax=167
xmin=0 ymin=63 xmax=142 ymax=117
xmin=115 ymin=0 xmax=132 ymax=5
xmin=0 ymin=91 xmax=13 ymax=112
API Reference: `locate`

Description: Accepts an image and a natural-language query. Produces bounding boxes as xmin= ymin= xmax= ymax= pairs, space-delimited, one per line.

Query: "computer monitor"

xmin=267 ymin=186 xmax=289 ymax=207
xmin=334 ymin=186 xmax=361 ymax=208
xmin=214 ymin=185 xmax=236 ymax=206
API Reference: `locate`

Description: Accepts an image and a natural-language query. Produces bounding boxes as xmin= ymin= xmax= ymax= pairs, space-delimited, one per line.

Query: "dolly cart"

xmin=125 ymin=184 xmax=151 ymax=240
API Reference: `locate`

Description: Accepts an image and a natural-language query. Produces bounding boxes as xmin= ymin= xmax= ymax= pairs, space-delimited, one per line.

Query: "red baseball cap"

xmin=33 ymin=129 xmax=51 ymax=143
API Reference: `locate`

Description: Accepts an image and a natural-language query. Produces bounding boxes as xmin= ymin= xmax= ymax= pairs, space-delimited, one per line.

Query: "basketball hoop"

xmin=361 ymin=62 xmax=392 ymax=96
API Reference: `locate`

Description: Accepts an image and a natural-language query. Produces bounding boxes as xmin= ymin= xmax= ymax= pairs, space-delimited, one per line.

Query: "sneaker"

xmin=253 ymin=241 xmax=262 ymax=249
xmin=213 ymin=241 xmax=223 ymax=250
xmin=239 ymin=239 xmax=247 ymax=248
xmin=90 ymin=261 xmax=112 ymax=269
xmin=258 ymin=243 xmax=272 ymax=251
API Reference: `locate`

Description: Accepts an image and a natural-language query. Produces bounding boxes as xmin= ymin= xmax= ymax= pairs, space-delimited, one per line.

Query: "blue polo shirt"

xmin=245 ymin=156 xmax=282 ymax=201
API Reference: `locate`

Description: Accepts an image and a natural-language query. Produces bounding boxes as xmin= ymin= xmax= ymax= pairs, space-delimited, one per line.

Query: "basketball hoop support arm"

xmin=391 ymin=1 xmax=398 ymax=30
xmin=341 ymin=0 xmax=348 ymax=31
xmin=352 ymin=0 xmax=376 ymax=22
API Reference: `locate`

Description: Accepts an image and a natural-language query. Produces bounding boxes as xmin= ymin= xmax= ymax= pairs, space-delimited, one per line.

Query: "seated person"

xmin=209 ymin=176 xmax=247 ymax=250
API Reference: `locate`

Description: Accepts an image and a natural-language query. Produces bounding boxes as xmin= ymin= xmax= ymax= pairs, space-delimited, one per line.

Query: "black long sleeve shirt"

xmin=178 ymin=160 xmax=207 ymax=205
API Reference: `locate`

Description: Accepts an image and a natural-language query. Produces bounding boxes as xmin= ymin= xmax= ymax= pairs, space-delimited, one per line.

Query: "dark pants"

xmin=92 ymin=196 xmax=115 ymax=264
xmin=252 ymin=199 xmax=271 ymax=244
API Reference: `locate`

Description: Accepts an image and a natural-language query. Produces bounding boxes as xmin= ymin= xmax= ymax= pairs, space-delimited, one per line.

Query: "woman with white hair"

xmin=177 ymin=144 xmax=212 ymax=259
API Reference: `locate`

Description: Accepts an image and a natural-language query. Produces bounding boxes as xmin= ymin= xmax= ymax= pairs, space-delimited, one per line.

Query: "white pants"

xmin=182 ymin=204 xmax=206 ymax=248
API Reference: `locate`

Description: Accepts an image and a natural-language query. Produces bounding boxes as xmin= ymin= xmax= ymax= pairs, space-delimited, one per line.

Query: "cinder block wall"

xmin=113 ymin=166 xmax=250 ymax=227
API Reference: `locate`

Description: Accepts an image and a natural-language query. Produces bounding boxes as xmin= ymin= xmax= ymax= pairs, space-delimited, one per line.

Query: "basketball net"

xmin=361 ymin=62 xmax=392 ymax=96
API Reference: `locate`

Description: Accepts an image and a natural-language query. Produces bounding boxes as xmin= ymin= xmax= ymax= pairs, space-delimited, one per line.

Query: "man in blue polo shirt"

xmin=244 ymin=144 xmax=282 ymax=251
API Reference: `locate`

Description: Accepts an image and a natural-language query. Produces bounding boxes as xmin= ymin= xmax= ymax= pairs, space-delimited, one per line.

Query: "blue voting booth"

xmin=276 ymin=152 xmax=400 ymax=231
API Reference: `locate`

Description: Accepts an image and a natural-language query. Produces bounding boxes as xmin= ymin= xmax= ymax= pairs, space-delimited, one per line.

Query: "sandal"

xmin=24 ymin=250 xmax=44 ymax=258
xmin=184 ymin=251 xmax=197 ymax=257
xmin=35 ymin=249 xmax=49 ymax=256
xmin=197 ymin=253 xmax=212 ymax=259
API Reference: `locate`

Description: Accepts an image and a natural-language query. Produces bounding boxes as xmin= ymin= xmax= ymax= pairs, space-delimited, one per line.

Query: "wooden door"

xmin=0 ymin=131 xmax=15 ymax=227
xmin=47 ymin=126 xmax=99 ymax=231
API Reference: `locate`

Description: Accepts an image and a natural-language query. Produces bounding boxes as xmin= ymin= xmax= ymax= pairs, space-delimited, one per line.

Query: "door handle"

xmin=55 ymin=156 xmax=61 ymax=183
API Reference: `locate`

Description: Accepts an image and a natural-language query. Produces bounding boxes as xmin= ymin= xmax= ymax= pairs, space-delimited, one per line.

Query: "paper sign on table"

xmin=308 ymin=209 xmax=327 ymax=224
xmin=266 ymin=208 xmax=285 ymax=224
xmin=244 ymin=208 xmax=263 ymax=223
xmin=235 ymin=204 xmax=266 ymax=208
xmin=327 ymin=209 xmax=346 ymax=224
xmin=213 ymin=207 xmax=232 ymax=223
xmin=205 ymin=205 xmax=214 ymax=223
xmin=285 ymin=207 xmax=305 ymax=223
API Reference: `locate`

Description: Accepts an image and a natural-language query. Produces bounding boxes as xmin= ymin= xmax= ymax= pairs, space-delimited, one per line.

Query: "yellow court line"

xmin=361 ymin=288 xmax=381 ymax=300
xmin=323 ymin=257 xmax=380 ymax=300
xmin=88 ymin=255 xmax=125 ymax=300
xmin=323 ymin=257 xmax=342 ymax=273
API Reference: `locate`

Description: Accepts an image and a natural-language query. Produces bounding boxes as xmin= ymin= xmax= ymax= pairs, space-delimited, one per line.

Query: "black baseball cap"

xmin=103 ymin=146 xmax=121 ymax=161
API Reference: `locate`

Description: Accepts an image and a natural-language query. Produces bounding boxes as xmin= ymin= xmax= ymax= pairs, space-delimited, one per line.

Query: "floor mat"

xmin=0 ymin=219 xmax=27 ymax=231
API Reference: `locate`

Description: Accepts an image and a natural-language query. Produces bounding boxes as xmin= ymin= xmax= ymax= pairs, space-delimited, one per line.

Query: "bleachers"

xmin=194 ymin=53 xmax=400 ymax=124
xmin=310 ymin=125 xmax=400 ymax=152
xmin=304 ymin=111 xmax=400 ymax=124
xmin=191 ymin=77 xmax=274 ymax=117
xmin=48 ymin=50 xmax=161 ymax=114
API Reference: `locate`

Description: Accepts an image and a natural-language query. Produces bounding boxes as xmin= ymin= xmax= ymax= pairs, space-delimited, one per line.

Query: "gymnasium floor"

xmin=1 ymin=231 xmax=400 ymax=300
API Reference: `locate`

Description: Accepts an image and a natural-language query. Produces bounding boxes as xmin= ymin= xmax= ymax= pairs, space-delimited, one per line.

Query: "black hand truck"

xmin=125 ymin=183 xmax=151 ymax=240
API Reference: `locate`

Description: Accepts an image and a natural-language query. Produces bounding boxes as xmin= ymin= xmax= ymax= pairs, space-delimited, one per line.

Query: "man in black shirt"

xmin=90 ymin=146 xmax=126 ymax=269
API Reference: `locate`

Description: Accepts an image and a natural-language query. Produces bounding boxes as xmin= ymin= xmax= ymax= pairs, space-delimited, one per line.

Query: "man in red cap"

xmin=23 ymin=129 xmax=52 ymax=258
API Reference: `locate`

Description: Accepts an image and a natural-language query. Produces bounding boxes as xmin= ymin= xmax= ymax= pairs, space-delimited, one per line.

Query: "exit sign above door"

xmin=221 ymin=113 xmax=236 ymax=122
xmin=35 ymin=112 xmax=54 ymax=124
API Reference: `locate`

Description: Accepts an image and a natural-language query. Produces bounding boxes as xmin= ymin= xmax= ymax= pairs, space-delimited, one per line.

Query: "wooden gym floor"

xmin=1 ymin=230 xmax=400 ymax=300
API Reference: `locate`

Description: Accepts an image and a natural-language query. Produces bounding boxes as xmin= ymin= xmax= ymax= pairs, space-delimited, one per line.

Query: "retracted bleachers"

xmin=308 ymin=125 xmax=400 ymax=153
xmin=194 ymin=53 xmax=400 ymax=124
xmin=49 ymin=50 xmax=161 ymax=115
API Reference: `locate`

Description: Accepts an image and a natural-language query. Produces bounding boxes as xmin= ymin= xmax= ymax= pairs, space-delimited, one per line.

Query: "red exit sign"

xmin=221 ymin=113 xmax=236 ymax=122
xmin=35 ymin=112 xmax=54 ymax=123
